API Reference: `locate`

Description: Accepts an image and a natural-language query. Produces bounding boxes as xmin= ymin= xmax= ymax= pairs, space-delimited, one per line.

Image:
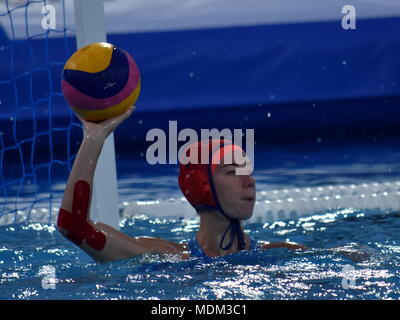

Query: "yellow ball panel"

xmin=72 ymin=81 xmax=141 ymax=122
xmin=64 ymin=42 xmax=114 ymax=73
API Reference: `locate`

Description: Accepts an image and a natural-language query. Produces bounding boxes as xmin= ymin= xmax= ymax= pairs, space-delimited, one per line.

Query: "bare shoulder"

xmin=260 ymin=241 xmax=309 ymax=251
xmin=134 ymin=236 xmax=188 ymax=255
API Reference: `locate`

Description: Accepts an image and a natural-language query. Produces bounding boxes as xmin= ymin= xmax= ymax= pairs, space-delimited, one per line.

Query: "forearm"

xmin=261 ymin=241 xmax=309 ymax=250
xmin=60 ymin=135 xmax=105 ymax=213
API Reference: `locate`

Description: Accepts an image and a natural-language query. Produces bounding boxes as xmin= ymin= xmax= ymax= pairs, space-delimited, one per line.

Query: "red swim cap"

xmin=178 ymin=139 xmax=244 ymax=210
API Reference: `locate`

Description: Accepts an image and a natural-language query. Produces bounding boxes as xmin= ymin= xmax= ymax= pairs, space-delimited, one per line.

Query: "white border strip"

xmin=121 ymin=180 xmax=400 ymax=224
xmin=1 ymin=0 xmax=400 ymax=39
xmin=1 ymin=180 xmax=399 ymax=226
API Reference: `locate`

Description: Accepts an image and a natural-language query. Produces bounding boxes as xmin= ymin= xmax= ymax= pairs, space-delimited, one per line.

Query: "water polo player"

xmin=57 ymin=107 xmax=307 ymax=263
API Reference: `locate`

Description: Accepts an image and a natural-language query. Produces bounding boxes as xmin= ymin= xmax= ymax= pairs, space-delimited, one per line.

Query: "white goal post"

xmin=73 ymin=0 xmax=120 ymax=230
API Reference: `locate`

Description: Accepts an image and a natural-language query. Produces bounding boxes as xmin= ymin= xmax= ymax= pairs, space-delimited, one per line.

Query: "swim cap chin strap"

xmin=207 ymin=153 xmax=246 ymax=252
xmin=219 ymin=217 xmax=246 ymax=251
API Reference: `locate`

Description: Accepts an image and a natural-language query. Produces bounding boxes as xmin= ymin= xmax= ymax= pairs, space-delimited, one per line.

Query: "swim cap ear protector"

xmin=178 ymin=139 xmax=247 ymax=251
xmin=178 ymin=168 xmax=214 ymax=208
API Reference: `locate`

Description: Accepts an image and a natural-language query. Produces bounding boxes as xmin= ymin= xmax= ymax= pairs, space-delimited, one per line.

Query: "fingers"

xmin=107 ymin=105 xmax=135 ymax=122
xmin=100 ymin=105 xmax=136 ymax=134
xmin=75 ymin=106 xmax=137 ymax=142
xmin=121 ymin=105 xmax=136 ymax=120
xmin=110 ymin=105 xmax=136 ymax=124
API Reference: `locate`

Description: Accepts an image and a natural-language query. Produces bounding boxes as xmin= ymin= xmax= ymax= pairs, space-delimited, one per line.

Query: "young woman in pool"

xmin=57 ymin=107 xmax=307 ymax=263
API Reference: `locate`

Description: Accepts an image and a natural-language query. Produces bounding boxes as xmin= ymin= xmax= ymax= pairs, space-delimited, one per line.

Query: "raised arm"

xmin=57 ymin=107 xmax=186 ymax=263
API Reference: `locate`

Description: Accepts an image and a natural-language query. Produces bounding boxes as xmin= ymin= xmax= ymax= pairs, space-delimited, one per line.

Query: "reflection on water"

xmin=0 ymin=209 xmax=400 ymax=299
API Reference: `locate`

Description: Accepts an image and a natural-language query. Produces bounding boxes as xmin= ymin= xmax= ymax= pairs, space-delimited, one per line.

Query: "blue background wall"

xmin=0 ymin=16 xmax=399 ymax=152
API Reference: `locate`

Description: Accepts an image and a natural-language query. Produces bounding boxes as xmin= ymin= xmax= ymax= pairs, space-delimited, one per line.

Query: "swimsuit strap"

xmin=188 ymin=236 xmax=258 ymax=258
xmin=249 ymin=236 xmax=258 ymax=250
xmin=187 ymin=237 xmax=207 ymax=258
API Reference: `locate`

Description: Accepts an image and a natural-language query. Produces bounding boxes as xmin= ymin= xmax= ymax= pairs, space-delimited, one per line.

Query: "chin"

xmin=236 ymin=207 xmax=254 ymax=220
xmin=224 ymin=202 xmax=254 ymax=220
xmin=242 ymin=210 xmax=254 ymax=220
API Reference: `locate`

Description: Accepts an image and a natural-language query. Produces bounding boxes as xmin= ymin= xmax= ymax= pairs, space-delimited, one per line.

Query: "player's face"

xmin=212 ymin=152 xmax=255 ymax=220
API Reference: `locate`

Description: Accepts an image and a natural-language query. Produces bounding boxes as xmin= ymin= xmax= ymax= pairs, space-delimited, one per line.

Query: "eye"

xmin=227 ymin=170 xmax=236 ymax=176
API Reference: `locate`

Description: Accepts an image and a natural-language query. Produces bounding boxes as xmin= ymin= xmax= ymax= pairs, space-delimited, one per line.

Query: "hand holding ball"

xmin=61 ymin=42 xmax=140 ymax=123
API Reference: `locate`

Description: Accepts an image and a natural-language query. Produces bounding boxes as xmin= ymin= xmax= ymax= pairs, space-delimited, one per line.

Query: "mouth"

xmin=241 ymin=196 xmax=255 ymax=203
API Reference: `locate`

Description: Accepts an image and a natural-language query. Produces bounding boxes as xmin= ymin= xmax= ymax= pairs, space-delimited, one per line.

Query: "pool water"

xmin=1 ymin=139 xmax=400 ymax=299
xmin=1 ymin=211 xmax=400 ymax=300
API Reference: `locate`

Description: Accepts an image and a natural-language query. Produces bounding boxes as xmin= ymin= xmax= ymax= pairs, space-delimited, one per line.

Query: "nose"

xmin=241 ymin=174 xmax=255 ymax=189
